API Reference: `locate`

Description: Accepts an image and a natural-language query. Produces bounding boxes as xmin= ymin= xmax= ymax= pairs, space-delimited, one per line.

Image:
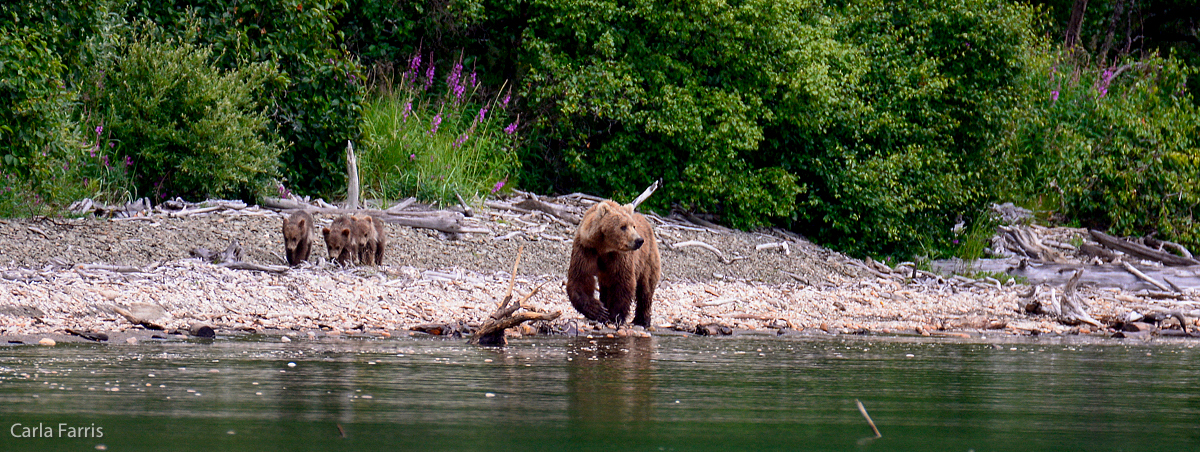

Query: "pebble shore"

xmin=0 ymin=200 xmax=1194 ymax=343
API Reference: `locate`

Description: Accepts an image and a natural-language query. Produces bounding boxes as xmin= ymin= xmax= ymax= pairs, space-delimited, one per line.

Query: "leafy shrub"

xmin=0 ymin=19 xmax=83 ymax=215
xmin=783 ymin=0 xmax=1041 ymax=257
xmin=1002 ymin=50 xmax=1200 ymax=250
xmin=359 ymin=53 xmax=520 ymax=204
xmin=91 ymin=20 xmax=285 ymax=200
xmin=520 ymin=0 xmax=847 ymax=228
xmin=130 ymin=0 xmax=366 ymax=198
xmin=515 ymin=0 xmax=1039 ymax=258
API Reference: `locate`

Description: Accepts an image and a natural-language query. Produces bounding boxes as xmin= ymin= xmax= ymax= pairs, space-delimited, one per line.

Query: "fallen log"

xmin=1089 ymin=230 xmax=1200 ymax=266
xmin=1120 ymin=261 xmax=1171 ymax=293
xmin=514 ymin=197 xmax=580 ymax=224
xmin=379 ymin=213 xmax=492 ymax=234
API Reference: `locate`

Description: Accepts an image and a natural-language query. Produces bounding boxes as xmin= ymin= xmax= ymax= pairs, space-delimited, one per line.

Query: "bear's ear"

xmin=322 ymin=227 xmax=331 ymax=239
xmin=592 ymin=201 xmax=610 ymax=220
xmin=297 ymin=218 xmax=306 ymax=229
xmin=341 ymin=228 xmax=351 ymax=238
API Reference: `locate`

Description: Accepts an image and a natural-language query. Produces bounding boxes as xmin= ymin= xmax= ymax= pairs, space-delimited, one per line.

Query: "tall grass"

xmin=360 ymin=52 xmax=520 ymax=206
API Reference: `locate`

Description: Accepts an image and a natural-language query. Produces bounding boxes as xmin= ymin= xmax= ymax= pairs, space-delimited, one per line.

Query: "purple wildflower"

xmin=101 ymin=155 xmax=110 ymax=169
xmin=502 ymin=92 xmax=511 ymax=107
xmin=430 ymin=114 xmax=442 ymax=135
xmin=124 ymin=155 xmax=132 ymax=167
xmin=448 ymin=62 xmax=462 ymax=91
xmin=63 ymin=163 xmax=69 ymax=171
xmin=402 ymin=102 xmax=412 ymax=121
xmin=95 ymin=125 xmax=103 ymax=135
xmin=409 ymin=153 xmax=416 ymax=161
xmin=425 ymin=64 xmax=436 ymax=88
xmin=491 ymin=177 xmax=507 ymax=194
xmin=1051 ymin=90 xmax=1059 ymax=102
xmin=1098 ymin=68 xmax=1114 ymax=98
xmin=476 ymin=107 xmax=488 ymax=122
xmin=453 ymin=133 xmax=469 ymax=148
xmin=504 ymin=121 xmax=518 ymax=135
xmin=405 ymin=53 xmax=422 ymax=82
xmin=468 ymin=71 xmax=477 ymax=88
xmin=109 ymin=142 xmax=114 ymax=148
xmin=453 ymin=83 xmax=465 ymax=102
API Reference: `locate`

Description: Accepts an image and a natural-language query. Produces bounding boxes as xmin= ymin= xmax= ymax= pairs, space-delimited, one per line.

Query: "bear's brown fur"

xmin=322 ymin=215 xmax=355 ymax=265
xmin=567 ymin=199 xmax=661 ymax=327
xmin=282 ymin=210 xmax=314 ymax=266
xmin=351 ymin=214 xmax=387 ymax=265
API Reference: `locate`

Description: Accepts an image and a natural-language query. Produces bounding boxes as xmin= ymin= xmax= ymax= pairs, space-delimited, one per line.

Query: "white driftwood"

xmin=672 ymin=240 xmax=729 ymax=263
xmin=514 ymin=197 xmax=579 ymax=224
xmin=694 ymin=298 xmax=740 ymax=307
xmin=455 ymin=192 xmax=474 ymax=217
xmin=484 ymin=201 xmax=532 ymax=214
xmin=346 ymin=141 xmax=360 ymax=209
xmin=1121 ymin=261 xmax=1171 ymax=292
xmin=627 ymin=179 xmax=661 ymax=211
xmin=756 ymin=242 xmax=791 ymax=255
xmin=386 ymin=197 xmax=417 ymax=213
xmin=1061 ymin=271 xmax=1102 ymax=327
xmin=219 ymin=262 xmax=289 ymax=274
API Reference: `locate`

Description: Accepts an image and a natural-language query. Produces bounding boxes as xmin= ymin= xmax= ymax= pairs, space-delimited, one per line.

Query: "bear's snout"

xmin=630 ymin=237 xmax=645 ymax=250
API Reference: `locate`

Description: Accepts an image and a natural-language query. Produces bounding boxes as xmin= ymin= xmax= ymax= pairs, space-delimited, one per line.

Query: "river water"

xmin=1 ymin=334 xmax=1197 ymax=451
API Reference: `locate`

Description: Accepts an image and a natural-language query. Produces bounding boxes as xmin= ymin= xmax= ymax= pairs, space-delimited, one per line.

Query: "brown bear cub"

xmin=283 ymin=210 xmax=315 ymax=266
xmin=322 ymin=215 xmax=355 ymax=265
xmin=567 ymin=200 xmax=661 ymax=327
xmin=351 ymin=214 xmax=387 ymax=265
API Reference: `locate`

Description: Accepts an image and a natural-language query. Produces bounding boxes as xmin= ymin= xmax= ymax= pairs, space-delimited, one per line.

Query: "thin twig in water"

xmin=856 ymin=399 xmax=882 ymax=438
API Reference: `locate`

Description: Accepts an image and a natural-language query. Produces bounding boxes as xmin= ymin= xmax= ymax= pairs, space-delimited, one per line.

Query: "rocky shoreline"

xmin=0 ymin=197 xmax=1196 ymax=344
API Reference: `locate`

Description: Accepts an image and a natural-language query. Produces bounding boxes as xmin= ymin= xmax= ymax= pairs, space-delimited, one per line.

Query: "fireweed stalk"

xmin=359 ymin=51 xmax=520 ymax=206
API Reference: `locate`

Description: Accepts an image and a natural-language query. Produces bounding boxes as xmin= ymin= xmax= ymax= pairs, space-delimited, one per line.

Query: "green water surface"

xmin=1 ymin=334 xmax=1197 ymax=451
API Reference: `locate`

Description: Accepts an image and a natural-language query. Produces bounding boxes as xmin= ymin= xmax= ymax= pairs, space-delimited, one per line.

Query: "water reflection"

xmin=0 ymin=336 xmax=1199 ymax=451
xmin=566 ymin=336 xmax=656 ymax=428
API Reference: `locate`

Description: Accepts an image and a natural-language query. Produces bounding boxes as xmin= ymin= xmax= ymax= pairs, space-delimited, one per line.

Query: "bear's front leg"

xmin=568 ymin=253 xmax=609 ymax=322
xmin=599 ymin=276 xmax=636 ymax=325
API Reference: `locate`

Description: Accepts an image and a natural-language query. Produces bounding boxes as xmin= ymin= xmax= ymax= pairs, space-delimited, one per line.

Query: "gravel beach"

xmin=0 ymin=198 xmax=1195 ymax=344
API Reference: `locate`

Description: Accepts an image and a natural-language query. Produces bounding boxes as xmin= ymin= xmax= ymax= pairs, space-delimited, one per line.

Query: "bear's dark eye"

xmin=620 ymin=225 xmax=628 ymax=231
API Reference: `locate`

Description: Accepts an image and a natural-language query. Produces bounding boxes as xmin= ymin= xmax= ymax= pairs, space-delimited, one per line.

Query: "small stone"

xmin=485 ymin=393 xmax=496 ymax=398
xmin=287 ymin=362 xmax=296 ymax=368
xmin=281 ymin=336 xmax=292 ymax=343
xmin=38 ymin=338 xmax=56 ymax=346
xmin=99 ymin=290 xmax=121 ymax=301
xmin=126 ymin=337 xmax=138 ymax=345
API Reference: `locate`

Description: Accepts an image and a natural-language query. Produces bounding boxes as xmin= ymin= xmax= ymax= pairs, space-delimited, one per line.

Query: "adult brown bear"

xmin=567 ymin=200 xmax=661 ymax=327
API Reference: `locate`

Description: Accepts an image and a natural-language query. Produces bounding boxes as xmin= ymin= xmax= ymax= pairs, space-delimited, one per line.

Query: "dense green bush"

xmin=90 ymin=21 xmax=285 ymax=200
xmin=520 ymin=0 xmax=851 ymax=228
xmin=0 ymin=15 xmax=89 ymax=216
xmin=131 ymin=0 xmax=366 ymax=198
xmin=788 ymin=0 xmax=1040 ymax=257
xmin=1003 ymin=50 xmax=1200 ymax=249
